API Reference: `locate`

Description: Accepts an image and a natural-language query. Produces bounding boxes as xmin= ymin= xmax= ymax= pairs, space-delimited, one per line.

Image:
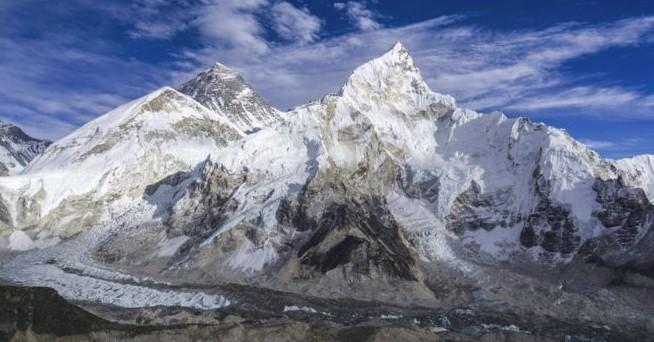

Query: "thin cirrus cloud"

xmin=334 ymin=1 xmax=383 ymax=31
xmin=270 ymin=2 xmax=322 ymax=43
xmin=579 ymin=138 xmax=647 ymax=158
xmin=580 ymin=139 xmax=619 ymax=150
xmin=1 ymin=1 xmax=654 ymax=150
xmin=128 ymin=0 xmax=323 ymax=50
xmin=0 ymin=35 xmax=144 ymax=140
xmin=506 ymin=86 xmax=642 ymax=111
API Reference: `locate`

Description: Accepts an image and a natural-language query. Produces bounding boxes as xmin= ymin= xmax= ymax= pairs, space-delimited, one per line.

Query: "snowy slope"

xmin=0 ymin=121 xmax=49 ymax=176
xmin=0 ymin=87 xmax=243 ymax=244
xmin=179 ymin=63 xmax=283 ymax=132
xmin=88 ymin=42 xmax=652 ymax=284
xmin=615 ymin=154 xmax=654 ymax=203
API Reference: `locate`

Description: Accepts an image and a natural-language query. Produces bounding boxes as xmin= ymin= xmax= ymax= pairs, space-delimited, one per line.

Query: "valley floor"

xmin=1 ymin=221 xmax=654 ymax=341
xmin=0 ymin=285 xmax=649 ymax=341
xmin=1 ymin=277 xmax=652 ymax=341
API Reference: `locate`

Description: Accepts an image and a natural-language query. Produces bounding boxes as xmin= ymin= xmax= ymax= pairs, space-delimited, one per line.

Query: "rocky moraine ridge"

xmin=1 ymin=43 xmax=654 ymax=341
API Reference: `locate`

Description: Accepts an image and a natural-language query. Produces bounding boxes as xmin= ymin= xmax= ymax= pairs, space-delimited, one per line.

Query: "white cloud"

xmin=580 ymin=139 xmax=618 ymax=150
xmin=506 ymin=86 xmax=641 ymax=111
xmin=334 ymin=1 xmax=383 ymax=31
xmin=644 ymin=95 xmax=654 ymax=108
xmin=130 ymin=21 xmax=182 ymax=39
xmin=192 ymin=0 xmax=270 ymax=55
xmin=0 ymin=31 xmax=160 ymax=140
xmin=271 ymin=2 xmax=321 ymax=43
xmin=127 ymin=0 xmax=192 ymax=39
xmin=579 ymin=137 xmax=647 ymax=158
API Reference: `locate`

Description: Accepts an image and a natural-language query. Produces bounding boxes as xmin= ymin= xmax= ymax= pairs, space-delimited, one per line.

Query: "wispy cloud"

xmin=580 ymin=139 xmax=619 ymax=150
xmin=334 ymin=1 xmax=383 ymax=31
xmin=580 ymin=137 xmax=648 ymax=158
xmin=126 ymin=0 xmax=193 ymax=39
xmin=271 ymin=2 xmax=322 ymax=44
xmin=0 ymin=13 xmax=165 ymax=139
xmin=192 ymin=0 xmax=271 ymax=55
xmin=506 ymin=86 xmax=642 ymax=111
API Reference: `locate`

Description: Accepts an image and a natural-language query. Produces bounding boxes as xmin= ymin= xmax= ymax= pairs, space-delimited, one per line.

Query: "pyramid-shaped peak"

xmin=178 ymin=63 xmax=282 ymax=132
xmin=0 ymin=120 xmax=46 ymax=144
xmin=378 ymin=41 xmax=414 ymax=66
xmin=340 ymin=42 xmax=430 ymax=101
xmin=348 ymin=42 xmax=421 ymax=81
xmin=206 ymin=62 xmax=240 ymax=79
xmin=390 ymin=41 xmax=408 ymax=53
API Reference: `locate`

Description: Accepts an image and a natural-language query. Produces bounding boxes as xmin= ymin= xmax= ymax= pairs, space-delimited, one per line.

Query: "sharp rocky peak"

xmin=0 ymin=121 xmax=34 ymax=142
xmin=0 ymin=120 xmax=50 ymax=175
xmin=178 ymin=63 xmax=282 ymax=132
xmin=382 ymin=42 xmax=415 ymax=67
xmin=338 ymin=42 xmax=454 ymax=114
xmin=344 ymin=43 xmax=420 ymax=88
xmin=205 ymin=63 xmax=240 ymax=80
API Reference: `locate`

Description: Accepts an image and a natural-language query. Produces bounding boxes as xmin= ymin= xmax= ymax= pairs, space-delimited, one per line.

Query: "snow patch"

xmin=380 ymin=314 xmax=403 ymax=320
xmin=9 ymin=231 xmax=34 ymax=251
xmin=156 ymin=236 xmax=189 ymax=257
xmin=227 ymin=239 xmax=278 ymax=272
xmin=283 ymin=305 xmax=318 ymax=314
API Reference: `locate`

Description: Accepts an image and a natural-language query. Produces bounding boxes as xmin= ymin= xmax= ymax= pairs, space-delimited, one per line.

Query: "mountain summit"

xmin=178 ymin=63 xmax=283 ymax=132
xmin=340 ymin=42 xmax=450 ymax=112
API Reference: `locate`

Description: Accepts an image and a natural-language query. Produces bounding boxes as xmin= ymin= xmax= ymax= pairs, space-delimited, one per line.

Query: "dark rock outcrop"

xmin=297 ymin=197 xmax=418 ymax=280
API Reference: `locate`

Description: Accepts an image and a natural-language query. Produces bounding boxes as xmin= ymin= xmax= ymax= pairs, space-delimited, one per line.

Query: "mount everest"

xmin=1 ymin=43 xmax=654 ymax=340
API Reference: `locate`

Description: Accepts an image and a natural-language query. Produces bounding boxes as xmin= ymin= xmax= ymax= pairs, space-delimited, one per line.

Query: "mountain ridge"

xmin=0 ymin=43 xmax=653 ymax=336
xmin=0 ymin=121 xmax=50 ymax=176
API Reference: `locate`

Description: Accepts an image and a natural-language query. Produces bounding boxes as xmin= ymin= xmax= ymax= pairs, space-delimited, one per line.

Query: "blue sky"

xmin=1 ymin=0 xmax=653 ymax=158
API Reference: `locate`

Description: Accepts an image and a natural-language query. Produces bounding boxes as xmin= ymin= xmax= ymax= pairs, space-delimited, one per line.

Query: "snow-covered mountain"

xmin=178 ymin=63 xmax=283 ymax=132
xmin=0 ymin=121 xmax=49 ymax=176
xmin=0 ymin=87 xmax=242 ymax=245
xmin=1 ymin=43 xmax=654 ymax=315
xmin=616 ymin=154 xmax=654 ymax=203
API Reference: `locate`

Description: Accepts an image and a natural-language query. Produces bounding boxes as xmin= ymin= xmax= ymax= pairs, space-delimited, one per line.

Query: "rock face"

xmin=1 ymin=42 xmax=654 ymax=339
xmin=0 ymin=121 xmax=49 ymax=176
xmin=178 ymin=63 xmax=283 ymax=132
